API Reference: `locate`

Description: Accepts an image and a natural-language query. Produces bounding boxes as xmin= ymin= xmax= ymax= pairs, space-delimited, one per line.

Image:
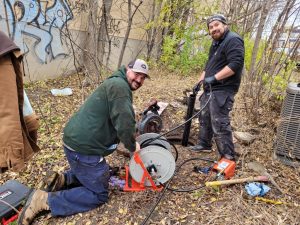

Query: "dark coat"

xmin=63 ymin=66 xmax=136 ymax=156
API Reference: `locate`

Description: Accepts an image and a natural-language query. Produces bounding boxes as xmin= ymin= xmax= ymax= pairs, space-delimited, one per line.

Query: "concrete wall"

xmin=21 ymin=28 xmax=86 ymax=81
xmin=0 ymin=0 xmax=78 ymax=81
xmin=0 ymin=0 xmax=151 ymax=81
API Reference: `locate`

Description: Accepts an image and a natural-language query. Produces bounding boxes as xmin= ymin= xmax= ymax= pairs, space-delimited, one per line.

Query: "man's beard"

xmin=130 ymin=81 xmax=141 ymax=90
xmin=212 ymin=30 xmax=223 ymax=40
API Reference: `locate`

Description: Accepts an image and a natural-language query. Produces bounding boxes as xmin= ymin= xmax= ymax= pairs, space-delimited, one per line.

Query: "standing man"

xmin=18 ymin=59 xmax=149 ymax=225
xmin=189 ymin=14 xmax=244 ymax=161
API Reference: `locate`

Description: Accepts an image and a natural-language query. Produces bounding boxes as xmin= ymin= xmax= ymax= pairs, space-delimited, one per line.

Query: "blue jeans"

xmin=48 ymin=146 xmax=110 ymax=216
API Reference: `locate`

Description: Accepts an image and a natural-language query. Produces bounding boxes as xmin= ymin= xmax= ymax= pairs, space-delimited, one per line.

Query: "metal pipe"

xmin=181 ymin=93 xmax=196 ymax=146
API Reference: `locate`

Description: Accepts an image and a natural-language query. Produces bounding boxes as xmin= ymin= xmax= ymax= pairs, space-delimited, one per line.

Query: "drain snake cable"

xmin=140 ymin=157 xmax=218 ymax=225
xmin=140 ymin=83 xmax=212 ymax=147
xmin=140 ymin=84 xmax=215 ymax=225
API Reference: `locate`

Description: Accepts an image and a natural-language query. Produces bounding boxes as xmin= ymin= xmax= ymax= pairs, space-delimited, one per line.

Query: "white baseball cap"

xmin=128 ymin=59 xmax=149 ymax=78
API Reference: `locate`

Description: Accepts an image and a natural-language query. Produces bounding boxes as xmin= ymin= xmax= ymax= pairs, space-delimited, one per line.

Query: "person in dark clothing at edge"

xmin=18 ymin=59 xmax=150 ymax=225
xmin=189 ymin=14 xmax=245 ymax=161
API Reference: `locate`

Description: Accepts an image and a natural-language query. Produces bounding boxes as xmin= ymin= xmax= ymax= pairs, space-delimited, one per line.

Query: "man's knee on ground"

xmin=96 ymin=192 xmax=109 ymax=204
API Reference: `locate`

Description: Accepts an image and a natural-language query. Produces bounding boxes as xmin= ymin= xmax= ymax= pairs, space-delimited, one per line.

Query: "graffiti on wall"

xmin=0 ymin=0 xmax=73 ymax=63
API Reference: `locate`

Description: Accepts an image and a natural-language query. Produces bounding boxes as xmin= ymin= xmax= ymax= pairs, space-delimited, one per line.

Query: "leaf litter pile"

xmin=1 ymin=69 xmax=300 ymax=225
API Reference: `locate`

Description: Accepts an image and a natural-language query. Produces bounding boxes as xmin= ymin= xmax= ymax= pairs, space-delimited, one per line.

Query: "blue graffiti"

xmin=0 ymin=0 xmax=73 ymax=63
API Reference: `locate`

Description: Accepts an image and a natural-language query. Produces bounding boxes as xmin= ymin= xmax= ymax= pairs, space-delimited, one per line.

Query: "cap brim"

xmin=132 ymin=69 xmax=150 ymax=78
xmin=207 ymin=18 xmax=227 ymax=26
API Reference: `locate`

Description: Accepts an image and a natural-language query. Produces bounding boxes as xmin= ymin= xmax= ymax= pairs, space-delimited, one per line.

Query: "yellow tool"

xmin=255 ymin=197 xmax=284 ymax=205
xmin=205 ymin=176 xmax=269 ymax=187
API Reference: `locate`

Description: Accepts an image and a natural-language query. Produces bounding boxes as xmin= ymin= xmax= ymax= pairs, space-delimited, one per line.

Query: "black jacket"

xmin=204 ymin=30 xmax=244 ymax=92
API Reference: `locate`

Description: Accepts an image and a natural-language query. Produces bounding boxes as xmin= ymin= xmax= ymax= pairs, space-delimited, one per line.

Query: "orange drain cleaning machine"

xmin=124 ymin=133 xmax=176 ymax=192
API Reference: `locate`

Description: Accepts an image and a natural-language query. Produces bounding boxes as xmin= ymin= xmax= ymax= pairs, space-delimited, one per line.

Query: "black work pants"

xmin=198 ymin=90 xmax=235 ymax=157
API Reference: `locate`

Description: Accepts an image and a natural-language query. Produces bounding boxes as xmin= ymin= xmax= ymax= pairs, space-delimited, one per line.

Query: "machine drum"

xmin=129 ymin=145 xmax=176 ymax=186
xmin=136 ymin=132 xmax=171 ymax=151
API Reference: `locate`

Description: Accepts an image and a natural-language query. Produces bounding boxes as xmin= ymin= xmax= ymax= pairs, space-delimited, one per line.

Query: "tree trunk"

xmin=83 ymin=0 xmax=100 ymax=84
xmin=248 ymin=0 xmax=272 ymax=81
xmin=98 ymin=0 xmax=113 ymax=67
xmin=146 ymin=0 xmax=162 ymax=60
xmin=118 ymin=0 xmax=143 ymax=68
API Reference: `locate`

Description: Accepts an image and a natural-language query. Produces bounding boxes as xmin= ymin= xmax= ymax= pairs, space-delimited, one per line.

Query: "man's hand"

xmin=199 ymin=71 xmax=205 ymax=83
xmin=204 ymin=75 xmax=217 ymax=84
xmin=193 ymin=82 xmax=201 ymax=93
xmin=135 ymin=141 xmax=141 ymax=152
xmin=145 ymin=98 xmax=158 ymax=108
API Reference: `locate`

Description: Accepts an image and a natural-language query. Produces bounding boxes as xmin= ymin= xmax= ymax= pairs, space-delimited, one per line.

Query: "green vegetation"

xmin=149 ymin=0 xmax=299 ymax=121
xmin=243 ymin=34 xmax=265 ymax=71
xmin=160 ymin=29 xmax=210 ymax=74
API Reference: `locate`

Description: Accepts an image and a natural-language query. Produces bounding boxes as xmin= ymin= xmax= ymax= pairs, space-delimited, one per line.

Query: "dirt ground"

xmin=1 ymin=69 xmax=300 ymax=225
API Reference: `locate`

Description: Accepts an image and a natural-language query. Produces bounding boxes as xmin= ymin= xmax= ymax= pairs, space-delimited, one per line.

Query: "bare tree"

xmin=99 ymin=0 xmax=113 ymax=67
xmin=63 ymin=0 xmax=120 ymax=88
xmin=222 ymin=0 xmax=263 ymax=35
xmin=221 ymin=0 xmax=300 ymax=121
xmin=82 ymin=0 xmax=101 ymax=84
xmin=117 ymin=0 xmax=144 ymax=67
xmin=248 ymin=0 xmax=273 ymax=81
xmin=247 ymin=0 xmax=299 ymax=121
xmin=145 ymin=0 xmax=163 ymax=60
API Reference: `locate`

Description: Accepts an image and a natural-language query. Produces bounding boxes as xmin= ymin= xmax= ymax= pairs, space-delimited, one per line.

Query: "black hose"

xmin=139 ymin=133 xmax=180 ymax=161
xmin=140 ymin=84 xmax=213 ymax=224
xmin=169 ymin=141 xmax=178 ymax=162
xmin=140 ymin=157 xmax=216 ymax=225
xmin=140 ymin=179 xmax=171 ymax=225
xmin=141 ymin=89 xmax=211 ymax=147
xmin=166 ymin=157 xmax=215 ymax=192
xmin=139 ymin=140 xmax=178 ymax=162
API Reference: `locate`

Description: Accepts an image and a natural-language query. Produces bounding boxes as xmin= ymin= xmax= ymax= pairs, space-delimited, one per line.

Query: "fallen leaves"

xmin=118 ymin=207 xmax=128 ymax=215
xmin=1 ymin=69 xmax=300 ymax=224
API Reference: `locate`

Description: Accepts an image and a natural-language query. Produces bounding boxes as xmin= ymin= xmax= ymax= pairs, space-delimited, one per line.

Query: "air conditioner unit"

xmin=274 ymin=82 xmax=300 ymax=167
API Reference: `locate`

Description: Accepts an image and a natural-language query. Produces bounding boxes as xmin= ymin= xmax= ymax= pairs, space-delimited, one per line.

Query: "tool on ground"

xmin=137 ymin=100 xmax=163 ymax=134
xmin=247 ymin=161 xmax=284 ymax=194
xmin=255 ymin=197 xmax=284 ymax=205
xmin=182 ymin=82 xmax=202 ymax=146
xmin=124 ymin=133 xmax=176 ymax=191
xmin=212 ymin=158 xmax=236 ymax=179
xmin=205 ymin=176 xmax=269 ymax=187
xmin=0 ymin=180 xmax=30 ymax=225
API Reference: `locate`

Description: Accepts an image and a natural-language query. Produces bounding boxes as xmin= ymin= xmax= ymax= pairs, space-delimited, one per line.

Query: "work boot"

xmin=18 ymin=189 xmax=50 ymax=225
xmin=188 ymin=144 xmax=212 ymax=153
xmin=223 ymin=154 xmax=239 ymax=162
xmin=39 ymin=171 xmax=66 ymax=192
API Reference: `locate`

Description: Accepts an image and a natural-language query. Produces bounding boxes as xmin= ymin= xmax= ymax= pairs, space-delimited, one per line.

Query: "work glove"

xmin=192 ymin=82 xmax=201 ymax=94
xmin=204 ymin=75 xmax=217 ymax=85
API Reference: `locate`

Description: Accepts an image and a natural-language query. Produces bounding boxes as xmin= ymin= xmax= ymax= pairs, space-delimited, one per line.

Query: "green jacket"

xmin=63 ymin=66 xmax=136 ymax=156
